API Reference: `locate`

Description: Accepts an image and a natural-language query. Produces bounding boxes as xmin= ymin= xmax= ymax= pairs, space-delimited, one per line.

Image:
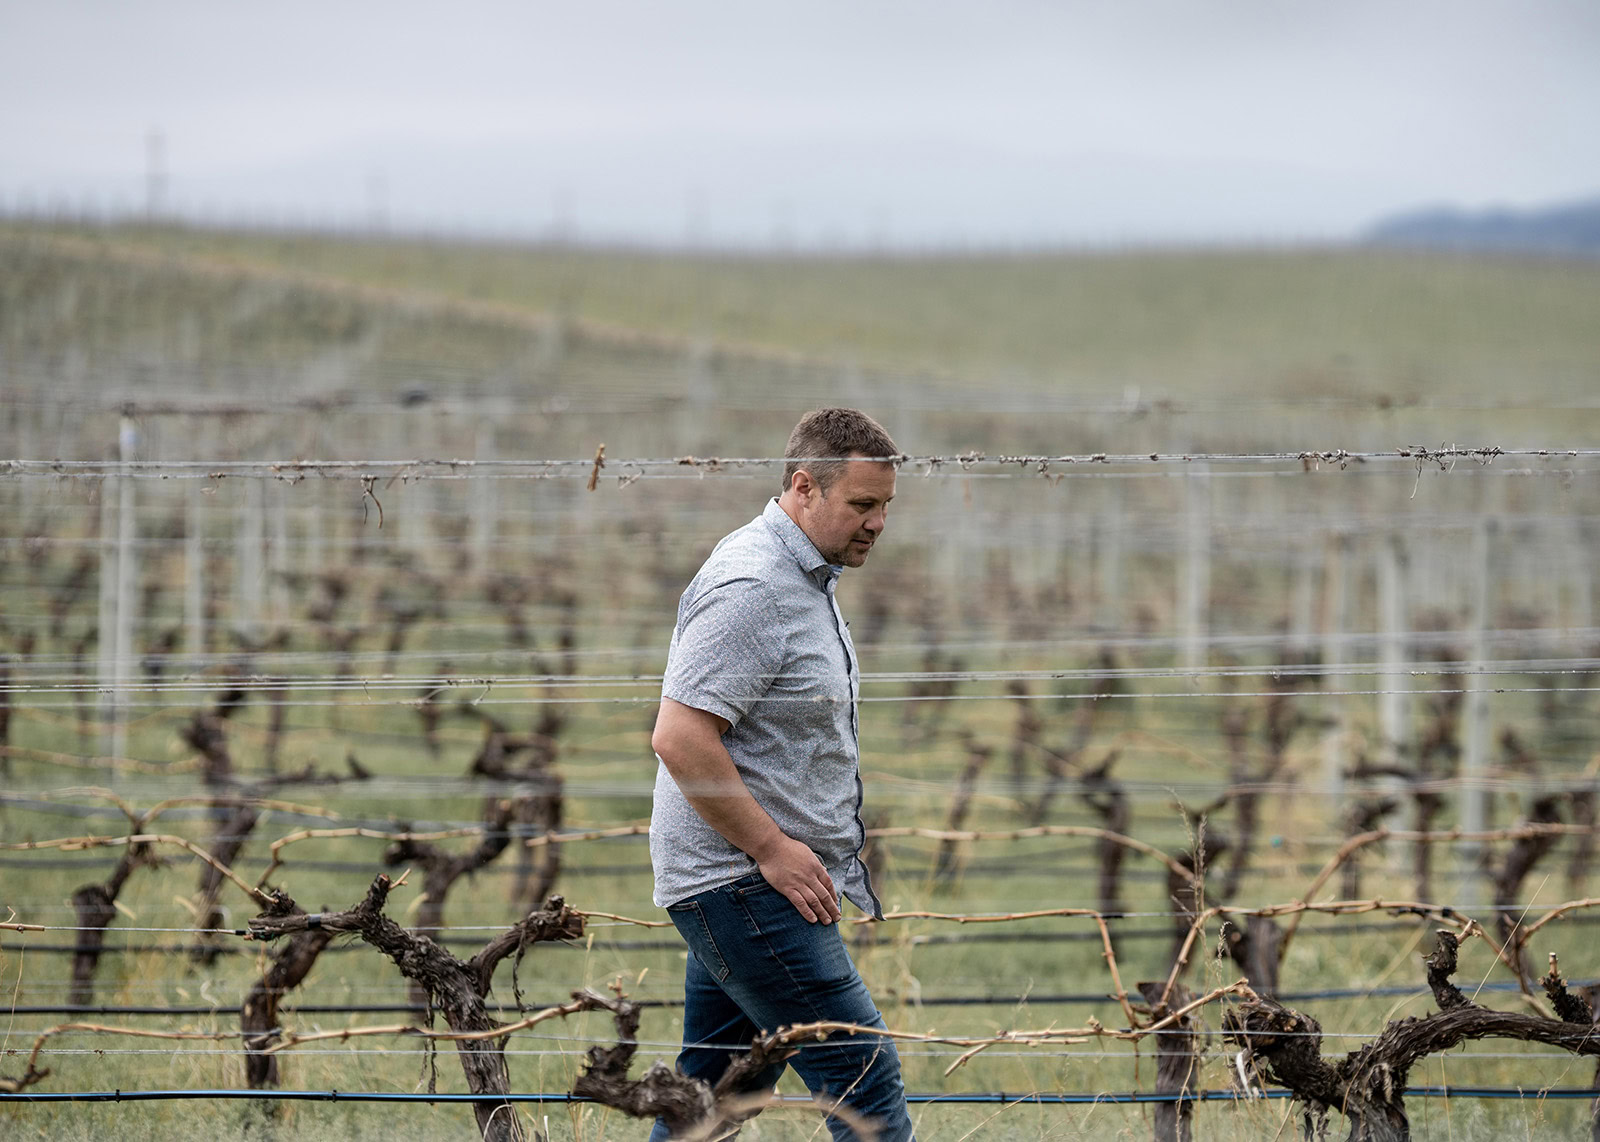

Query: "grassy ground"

xmin=5 ymin=670 xmax=1597 ymax=1139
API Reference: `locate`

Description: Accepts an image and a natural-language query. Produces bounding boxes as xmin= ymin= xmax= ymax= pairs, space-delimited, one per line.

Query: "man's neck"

xmin=776 ymin=490 xmax=821 ymax=554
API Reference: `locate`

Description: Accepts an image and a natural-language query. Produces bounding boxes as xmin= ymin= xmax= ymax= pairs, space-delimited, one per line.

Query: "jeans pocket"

xmin=666 ymin=899 xmax=731 ymax=982
xmin=731 ymin=871 xmax=777 ymax=897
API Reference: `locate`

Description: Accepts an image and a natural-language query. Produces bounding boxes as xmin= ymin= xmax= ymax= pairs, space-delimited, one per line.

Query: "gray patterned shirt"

xmin=650 ymin=498 xmax=882 ymax=918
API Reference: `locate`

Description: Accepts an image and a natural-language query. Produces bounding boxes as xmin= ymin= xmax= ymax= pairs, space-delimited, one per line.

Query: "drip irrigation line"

xmin=4 ymin=1085 xmax=1596 ymax=1105
xmin=18 ymin=1046 xmax=1600 ymax=1064
xmin=9 ymin=975 xmax=1589 ymax=1020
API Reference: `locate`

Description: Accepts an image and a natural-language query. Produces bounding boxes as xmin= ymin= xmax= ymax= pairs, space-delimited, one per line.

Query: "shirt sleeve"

xmin=661 ymin=577 xmax=784 ymax=729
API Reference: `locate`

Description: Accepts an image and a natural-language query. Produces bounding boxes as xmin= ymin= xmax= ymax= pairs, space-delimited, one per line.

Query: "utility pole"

xmin=145 ymin=129 xmax=167 ymax=220
xmin=110 ymin=412 xmax=139 ymax=765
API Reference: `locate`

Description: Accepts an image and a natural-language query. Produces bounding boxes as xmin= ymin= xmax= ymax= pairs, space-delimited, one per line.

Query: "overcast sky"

xmin=4 ymin=1 xmax=1598 ymax=247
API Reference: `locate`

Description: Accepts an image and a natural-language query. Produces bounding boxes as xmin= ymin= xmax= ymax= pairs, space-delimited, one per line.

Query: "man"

xmin=647 ymin=408 xmax=914 ymax=1141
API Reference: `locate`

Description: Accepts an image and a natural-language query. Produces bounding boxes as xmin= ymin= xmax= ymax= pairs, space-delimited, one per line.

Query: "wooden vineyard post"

xmin=1033 ymin=477 xmax=1064 ymax=601
xmin=185 ymin=479 xmax=205 ymax=658
xmin=300 ymin=415 xmax=326 ymax=578
xmin=397 ymin=477 xmax=428 ymax=559
xmin=943 ymin=477 xmax=978 ymax=593
xmin=1457 ymin=515 xmax=1496 ymax=909
xmin=234 ymin=480 xmax=265 ymax=644
xmin=471 ymin=415 xmax=498 ymax=569
xmin=1376 ymin=533 xmax=1410 ymax=777
xmin=110 ymin=414 xmax=137 ymax=766
xmin=674 ymin=337 xmax=716 ymax=458
xmin=1095 ymin=478 xmax=1124 ymax=634
xmin=1320 ymin=531 xmax=1351 ymax=809
xmin=1178 ymin=464 xmax=1211 ymax=673
xmin=95 ymin=472 xmax=117 ymax=761
xmin=1289 ymin=546 xmax=1318 ymax=664
xmin=301 ymin=480 xmax=323 ymax=582
xmin=1573 ymin=520 xmax=1595 ymax=646
xmin=268 ymin=479 xmax=290 ymax=629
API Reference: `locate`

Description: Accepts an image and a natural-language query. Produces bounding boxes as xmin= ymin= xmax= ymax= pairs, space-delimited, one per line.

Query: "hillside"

xmin=6 ymin=221 xmax=1600 ymax=412
xmin=1366 ymin=195 xmax=1600 ymax=259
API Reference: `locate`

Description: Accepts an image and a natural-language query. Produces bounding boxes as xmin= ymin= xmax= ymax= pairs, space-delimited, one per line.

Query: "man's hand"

xmin=752 ymin=833 xmax=841 ymax=925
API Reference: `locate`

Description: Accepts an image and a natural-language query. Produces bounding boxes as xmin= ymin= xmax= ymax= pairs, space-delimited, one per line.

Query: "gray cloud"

xmin=4 ymin=0 xmax=1596 ymax=243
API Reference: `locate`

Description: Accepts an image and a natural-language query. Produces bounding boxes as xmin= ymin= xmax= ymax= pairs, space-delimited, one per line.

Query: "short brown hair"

xmin=782 ymin=408 xmax=900 ymax=494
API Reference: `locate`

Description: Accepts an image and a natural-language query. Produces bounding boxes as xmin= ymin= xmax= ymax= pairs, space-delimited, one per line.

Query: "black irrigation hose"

xmin=21 ymin=907 xmax=1600 ymax=960
xmin=3 ymin=1086 xmax=1596 ymax=1105
xmin=8 ymin=975 xmax=1584 ymax=1019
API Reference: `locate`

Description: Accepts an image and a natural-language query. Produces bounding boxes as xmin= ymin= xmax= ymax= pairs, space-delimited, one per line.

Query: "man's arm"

xmin=652 ymin=697 xmax=841 ymax=924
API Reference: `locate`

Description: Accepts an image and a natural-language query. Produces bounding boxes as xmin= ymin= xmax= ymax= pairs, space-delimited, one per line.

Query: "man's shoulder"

xmin=695 ymin=513 xmax=789 ymax=582
xmin=677 ymin=516 xmax=803 ymax=628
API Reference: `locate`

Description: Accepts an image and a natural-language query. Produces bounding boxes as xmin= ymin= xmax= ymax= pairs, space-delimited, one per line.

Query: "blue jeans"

xmin=646 ymin=872 xmax=914 ymax=1141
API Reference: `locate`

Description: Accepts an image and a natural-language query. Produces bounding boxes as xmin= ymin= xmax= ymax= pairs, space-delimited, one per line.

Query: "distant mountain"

xmin=1364 ymin=195 xmax=1600 ymax=257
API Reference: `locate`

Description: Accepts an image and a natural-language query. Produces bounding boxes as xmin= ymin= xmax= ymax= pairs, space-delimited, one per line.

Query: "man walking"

xmin=647 ymin=408 xmax=914 ymax=1141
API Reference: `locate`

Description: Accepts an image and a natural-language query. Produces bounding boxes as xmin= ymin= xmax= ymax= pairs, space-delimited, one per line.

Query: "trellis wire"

xmin=10 ymin=656 xmax=1600 ymax=692
xmin=2 ymin=446 xmax=1590 ymax=482
xmin=5 ymin=683 xmax=1590 ymax=712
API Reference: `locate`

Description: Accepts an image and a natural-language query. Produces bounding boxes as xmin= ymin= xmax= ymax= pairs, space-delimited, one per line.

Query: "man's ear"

xmin=790 ymin=467 xmax=817 ymax=501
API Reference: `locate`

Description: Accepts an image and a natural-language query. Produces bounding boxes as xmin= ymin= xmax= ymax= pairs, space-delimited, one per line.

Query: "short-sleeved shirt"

xmin=650 ymin=498 xmax=882 ymax=918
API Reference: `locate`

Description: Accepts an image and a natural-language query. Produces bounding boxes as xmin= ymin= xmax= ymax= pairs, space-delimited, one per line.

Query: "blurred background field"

xmin=2 ymin=217 xmax=1598 ymax=1139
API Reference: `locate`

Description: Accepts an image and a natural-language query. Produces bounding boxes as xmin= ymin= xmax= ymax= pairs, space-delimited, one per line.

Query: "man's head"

xmin=778 ymin=408 xmax=899 ymax=568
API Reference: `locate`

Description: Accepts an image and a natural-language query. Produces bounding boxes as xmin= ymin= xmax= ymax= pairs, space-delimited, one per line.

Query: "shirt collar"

xmin=762 ymin=498 xmax=839 ymax=588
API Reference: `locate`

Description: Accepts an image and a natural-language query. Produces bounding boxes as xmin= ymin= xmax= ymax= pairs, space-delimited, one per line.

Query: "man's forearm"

xmin=660 ymin=741 xmax=787 ymax=861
